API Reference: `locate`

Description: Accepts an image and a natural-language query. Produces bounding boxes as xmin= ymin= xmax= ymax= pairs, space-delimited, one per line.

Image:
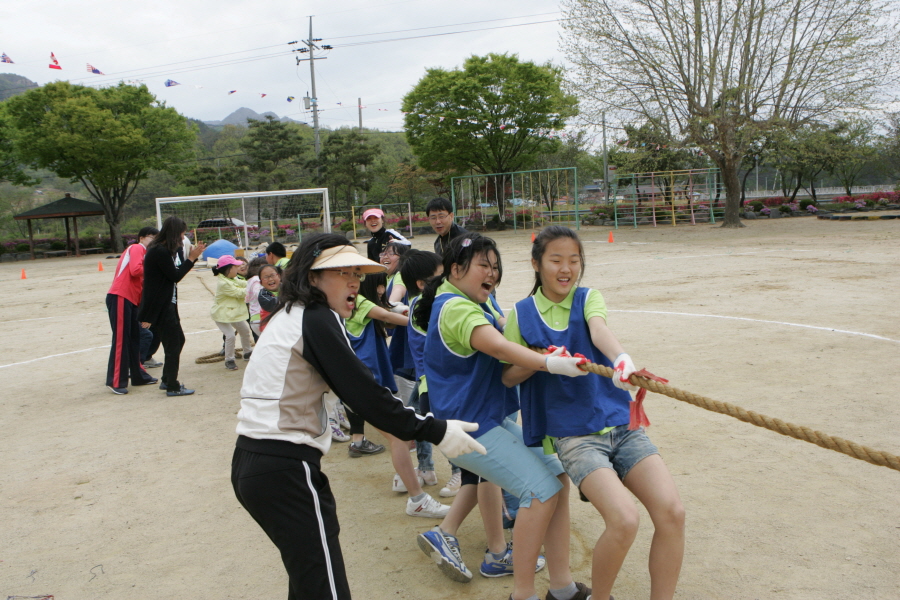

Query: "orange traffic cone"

xmin=608 ymin=231 xmax=614 ymax=243
xmin=97 ymin=261 xmax=104 ymax=272
xmin=531 ymin=232 xmax=536 ymax=243
xmin=20 ymin=268 xmax=26 ymax=279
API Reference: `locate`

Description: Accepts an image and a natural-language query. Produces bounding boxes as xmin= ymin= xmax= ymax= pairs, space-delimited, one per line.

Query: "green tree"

xmin=0 ymin=113 xmax=37 ymax=186
xmin=829 ymin=119 xmax=878 ymax=195
xmin=770 ymin=125 xmax=843 ymax=202
xmin=402 ymin=53 xmax=578 ymax=219
xmin=240 ymin=116 xmax=311 ymax=191
xmin=562 ymin=0 xmax=898 ymax=227
xmin=3 ymin=81 xmax=196 ymax=250
xmin=317 ymin=129 xmax=379 ymax=213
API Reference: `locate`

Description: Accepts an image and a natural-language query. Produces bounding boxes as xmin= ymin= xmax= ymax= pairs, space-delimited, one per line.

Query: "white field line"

xmin=503 ymin=248 xmax=816 ymax=273
xmin=611 ymin=310 xmax=900 ymax=344
xmin=0 ymin=328 xmax=220 ymax=369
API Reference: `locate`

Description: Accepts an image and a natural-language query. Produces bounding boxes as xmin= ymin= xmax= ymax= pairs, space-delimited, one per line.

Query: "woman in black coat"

xmin=138 ymin=217 xmax=206 ymax=396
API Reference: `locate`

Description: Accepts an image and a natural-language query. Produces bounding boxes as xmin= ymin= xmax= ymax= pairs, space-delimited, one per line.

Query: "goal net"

xmin=154 ymin=188 xmax=332 ymax=249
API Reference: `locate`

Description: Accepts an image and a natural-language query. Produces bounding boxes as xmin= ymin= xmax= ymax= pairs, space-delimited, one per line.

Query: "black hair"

xmin=425 ymin=197 xmax=453 ymax=215
xmin=266 ymin=233 xmax=351 ymax=321
xmin=383 ymin=240 xmax=411 ymax=257
xmin=266 ymin=241 xmax=287 ymax=258
xmin=357 ymin=271 xmax=390 ymax=339
xmin=529 ymin=226 xmax=585 ymax=296
xmin=400 ymin=249 xmax=442 ymax=296
xmin=246 ymin=256 xmax=268 ymax=279
xmin=211 ymin=262 xmax=240 ymax=277
xmin=150 ymin=216 xmax=187 ymax=255
xmin=413 ymin=232 xmax=502 ymax=331
xmin=138 ymin=226 xmax=159 ymax=239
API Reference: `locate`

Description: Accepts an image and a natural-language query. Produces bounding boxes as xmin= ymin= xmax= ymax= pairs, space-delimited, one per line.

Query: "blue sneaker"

xmin=417 ymin=526 xmax=472 ymax=582
xmin=479 ymin=541 xmax=545 ymax=577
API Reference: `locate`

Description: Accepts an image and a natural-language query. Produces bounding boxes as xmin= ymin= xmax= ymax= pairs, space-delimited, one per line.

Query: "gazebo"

xmin=14 ymin=193 xmax=106 ymax=259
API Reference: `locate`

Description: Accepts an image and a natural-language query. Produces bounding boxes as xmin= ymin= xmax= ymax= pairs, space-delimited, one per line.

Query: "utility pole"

xmin=294 ymin=16 xmax=331 ymax=159
xmin=602 ymin=112 xmax=609 ymax=205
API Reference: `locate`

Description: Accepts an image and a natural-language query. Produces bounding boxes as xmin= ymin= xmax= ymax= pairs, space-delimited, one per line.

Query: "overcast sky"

xmin=0 ymin=0 xmax=569 ymax=131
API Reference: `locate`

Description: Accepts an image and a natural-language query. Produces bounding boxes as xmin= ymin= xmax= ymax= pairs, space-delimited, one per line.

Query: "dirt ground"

xmin=1 ymin=216 xmax=898 ymax=600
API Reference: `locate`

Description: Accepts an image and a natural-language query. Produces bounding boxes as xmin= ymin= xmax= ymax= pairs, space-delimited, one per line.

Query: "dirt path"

xmin=1 ymin=216 xmax=898 ymax=599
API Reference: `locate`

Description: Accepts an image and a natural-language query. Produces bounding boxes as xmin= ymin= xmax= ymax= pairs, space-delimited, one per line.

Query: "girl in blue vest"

xmin=345 ymin=271 xmax=450 ymax=519
xmin=414 ymin=233 xmax=591 ymax=600
xmin=502 ymin=226 xmax=685 ymax=600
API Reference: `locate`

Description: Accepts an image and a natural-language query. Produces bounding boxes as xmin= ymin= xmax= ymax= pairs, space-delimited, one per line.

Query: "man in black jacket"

xmin=426 ymin=197 xmax=467 ymax=256
xmin=138 ymin=217 xmax=205 ymax=396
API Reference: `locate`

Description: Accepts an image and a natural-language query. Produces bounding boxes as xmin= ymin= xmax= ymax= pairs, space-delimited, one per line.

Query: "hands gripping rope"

xmin=531 ymin=347 xmax=900 ymax=472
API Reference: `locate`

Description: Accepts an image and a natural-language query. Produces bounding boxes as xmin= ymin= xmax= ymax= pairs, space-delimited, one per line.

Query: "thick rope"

xmin=534 ymin=348 xmax=900 ymax=472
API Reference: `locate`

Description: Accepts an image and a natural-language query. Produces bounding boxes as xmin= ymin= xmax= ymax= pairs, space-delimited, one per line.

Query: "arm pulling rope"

xmin=532 ymin=348 xmax=900 ymax=473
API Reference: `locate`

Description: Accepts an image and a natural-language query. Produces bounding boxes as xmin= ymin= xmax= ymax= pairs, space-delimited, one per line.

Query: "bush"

xmin=799 ymin=199 xmax=816 ymax=210
xmin=15 ymin=243 xmax=30 ymax=252
xmin=778 ymin=205 xmax=793 ymax=214
xmin=50 ymin=240 xmax=67 ymax=250
xmin=397 ymin=219 xmax=409 ymax=228
xmin=339 ymin=221 xmax=355 ymax=232
xmin=749 ymin=200 xmax=764 ymax=212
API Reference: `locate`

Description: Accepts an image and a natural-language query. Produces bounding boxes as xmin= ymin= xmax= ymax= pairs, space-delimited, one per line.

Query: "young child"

xmin=256 ymin=264 xmax=281 ymax=333
xmin=344 ymin=271 xmax=450 ymax=519
xmin=502 ymin=226 xmax=685 ymax=600
xmin=211 ymin=255 xmax=253 ymax=371
xmin=414 ymin=233 xmax=590 ymax=600
xmin=405 ymin=249 xmax=535 ymax=582
xmin=381 ymin=241 xmax=418 ymax=408
xmin=244 ymin=256 xmax=269 ymax=338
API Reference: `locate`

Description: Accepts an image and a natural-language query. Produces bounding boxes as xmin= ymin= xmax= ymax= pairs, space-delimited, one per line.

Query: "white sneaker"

xmin=392 ymin=473 xmax=407 ymax=493
xmin=330 ymin=419 xmax=350 ymax=442
xmin=335 ymin=403 xmax=351 ymax=430
xmin=417 ymin=469 xmax=438 ymax=486
xmin=406 ymin=493 xmax=451 ymax=518
xmin=440 ymin=471 xmax=462 ymax=497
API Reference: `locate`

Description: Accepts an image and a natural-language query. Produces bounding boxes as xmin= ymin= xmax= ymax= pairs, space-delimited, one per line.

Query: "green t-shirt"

xmin=275 ymin=257 xmax=290 ymax=269
xmin=434 ymin=280 xmax=492 ymax=356
xmin=344 ymin=295 xmax=377 ymax=337
xmin=503 ymin=286 xmax=607 ymax=348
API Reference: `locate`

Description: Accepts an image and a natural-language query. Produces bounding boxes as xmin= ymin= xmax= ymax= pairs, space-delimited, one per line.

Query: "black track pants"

xmin=231 ymin=446 xmax=351 ymax=600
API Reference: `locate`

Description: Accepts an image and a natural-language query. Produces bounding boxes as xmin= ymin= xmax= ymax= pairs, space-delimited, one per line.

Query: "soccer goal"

xmin=155 ymin=188 xmax=331 ymax=248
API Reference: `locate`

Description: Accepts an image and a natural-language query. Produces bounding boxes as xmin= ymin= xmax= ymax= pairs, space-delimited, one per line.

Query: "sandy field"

xmin=1 ymin=216 xmax=898 ymax=600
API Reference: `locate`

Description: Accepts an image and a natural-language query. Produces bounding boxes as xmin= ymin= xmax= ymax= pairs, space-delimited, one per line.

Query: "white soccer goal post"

xmin=155 ymin=188 xmax=331 ymax=248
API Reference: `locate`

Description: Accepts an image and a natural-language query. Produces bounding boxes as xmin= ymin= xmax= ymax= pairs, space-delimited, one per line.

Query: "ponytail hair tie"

xmin=312 ymin=248 xmax=321 ymax=258
xmin=461 ymin=238 xmax=472 ymax=248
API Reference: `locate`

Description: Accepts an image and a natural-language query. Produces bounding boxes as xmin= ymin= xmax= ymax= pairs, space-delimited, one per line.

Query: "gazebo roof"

xmin=14 ymin=194 xmax=105 ymax=220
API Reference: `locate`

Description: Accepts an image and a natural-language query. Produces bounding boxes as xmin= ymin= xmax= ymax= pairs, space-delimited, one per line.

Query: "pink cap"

xmin=217 ymin=255 xmax=243 ymax=268
xmin=362 ymin=208 xmax=384 ymax=221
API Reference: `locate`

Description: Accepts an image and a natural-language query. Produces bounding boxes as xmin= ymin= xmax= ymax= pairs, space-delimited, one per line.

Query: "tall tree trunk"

xmin=108 ymin=221 xmax=124 ymax=252
xmin=714 ymin=154 xmax=745 ymax=227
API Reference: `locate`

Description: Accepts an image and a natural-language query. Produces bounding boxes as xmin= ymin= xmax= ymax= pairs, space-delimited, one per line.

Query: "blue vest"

xmin=515 ymin=287 xmax=630 ymax=446
xmin=347 ymin=318 xmax=397 ymax=392
xmin=386 ymin=277 xmax=415 ymax=374
xmin=407 ymin=295 xmax=427 ymax=380
xmin=424 ymin=292 xmax=511 ymax=436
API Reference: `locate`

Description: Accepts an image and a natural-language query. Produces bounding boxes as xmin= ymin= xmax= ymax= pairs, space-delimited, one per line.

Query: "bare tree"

xmin=562 ymin=0 xmax=898 ymax=227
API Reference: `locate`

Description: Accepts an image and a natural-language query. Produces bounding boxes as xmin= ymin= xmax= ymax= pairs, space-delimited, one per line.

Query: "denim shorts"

xmin=450 ymin=417 xmax=564 ymax=508
xmin=555 ymin=426 xmax=659 ymax=488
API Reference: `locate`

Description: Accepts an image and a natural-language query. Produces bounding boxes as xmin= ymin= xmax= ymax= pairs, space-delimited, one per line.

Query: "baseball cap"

xmin=362 ymin=208 xmax=385 ymax=221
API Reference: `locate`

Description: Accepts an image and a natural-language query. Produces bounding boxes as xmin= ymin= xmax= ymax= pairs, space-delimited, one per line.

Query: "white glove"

xmin=437 ymin=420 xmax=487 ymax=458
xmin=545 ymin=354 xmax=589 ymax=377
xmin=389 ymin=302 xmax=409 ymax=316
xmin=613 ymin=353 xmax=638 ymax=391
xmin=543 ymin=345 xmax=570 ymax=358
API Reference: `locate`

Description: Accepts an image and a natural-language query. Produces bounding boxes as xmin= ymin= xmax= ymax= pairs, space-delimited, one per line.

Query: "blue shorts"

xmin=555 ymin=426 xmax=659 ymax=488
xmin=450 ymin=417 xmax=565 ymax=508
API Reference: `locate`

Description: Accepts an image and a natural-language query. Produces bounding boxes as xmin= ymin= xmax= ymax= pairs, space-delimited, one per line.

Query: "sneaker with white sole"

xmin=142 ymin=358 xmax=163 ymax=368
xmin=348 ymin=438 xmax=385 ymax=458
xmin=335 ymin=403 xmax=351 ymax=430
xmin=417 ymin=526 xmax=473 ymax=582
xmin=439 ymin=471 xmax=462 ymax=497
xmin=479 ymin=541 xmax=546 ymax=577
xmin=393 ymin=472 xmax=427 ymax=493
xmin=330 ymin=419 xmax=350 ymax=442
xmin=417 ymin=469 xmax=438 ymax=486
xmin=406 ymin=493 xmax=450 ymax=518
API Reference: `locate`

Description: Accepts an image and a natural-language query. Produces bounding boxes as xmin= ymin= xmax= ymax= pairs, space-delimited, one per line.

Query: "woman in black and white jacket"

xmin=232 ymin=233 xmax=485 ymax=600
